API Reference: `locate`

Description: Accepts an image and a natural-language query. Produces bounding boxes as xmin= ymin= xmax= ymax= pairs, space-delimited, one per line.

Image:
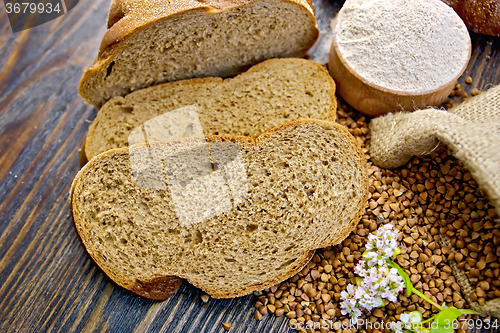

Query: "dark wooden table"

xmin=0 ymin=1 xmax=499 ymax=332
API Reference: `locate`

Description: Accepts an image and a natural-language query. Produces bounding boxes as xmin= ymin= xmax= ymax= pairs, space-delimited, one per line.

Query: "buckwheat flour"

xmin=335 ymin=0 xmax=470 ymax=93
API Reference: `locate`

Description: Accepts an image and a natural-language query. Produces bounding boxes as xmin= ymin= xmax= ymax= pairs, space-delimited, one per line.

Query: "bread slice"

xmin=70 ymin=119 xmax=369 ymax=300
xmin=84 ymin=59 xmax=336 ymax=161
xmin=79 ymin=0 xmax=319 ymax=108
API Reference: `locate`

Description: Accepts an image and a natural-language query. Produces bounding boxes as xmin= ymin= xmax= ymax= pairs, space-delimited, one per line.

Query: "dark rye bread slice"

xmin=70 ymin=120 xmax=369 ymax=299
xmin=84 ymin=59 xmax=336 ymax=161
xmin=79 ymin=0 xmax=319 ymax=108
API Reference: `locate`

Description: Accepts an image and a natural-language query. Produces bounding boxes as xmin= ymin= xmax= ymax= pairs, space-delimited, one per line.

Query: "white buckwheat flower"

xmin=354 ymin=260 xmax=367 ymax=277
xmin=363 ymin=250 xmax=387 ymax=267
xmin=396 ymin=311 xmax=429 ymax=333
xmin=390 ymin=321 xmax=404 ymax=333
xmin=364 ymin=224 xmax=400 ymax=266
xmin=340 ymin=284 xmax=363 ymax=318
xmin=342 ymin=223 xmax=405 ymax=320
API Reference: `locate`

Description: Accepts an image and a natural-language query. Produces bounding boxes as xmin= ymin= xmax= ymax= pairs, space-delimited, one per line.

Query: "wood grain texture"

xmin=0 ymin=0 xmax=498 ymax=332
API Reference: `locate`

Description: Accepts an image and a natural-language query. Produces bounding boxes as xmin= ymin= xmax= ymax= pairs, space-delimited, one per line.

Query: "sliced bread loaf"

xmin=70 ymin=120 xmax=369 ymax=299
xmin=84 ymin=59 xmax=336 ymax=161
xmin=79 ymin=0 xmax=319 ymax=108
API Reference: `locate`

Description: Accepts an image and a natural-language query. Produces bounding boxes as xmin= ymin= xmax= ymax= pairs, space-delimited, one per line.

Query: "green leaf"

xmin=388 ymin=259 xmax=412 ymax=296
xmin=430 ymin=307 xmax=462 ymax=333
xmin=459 ymin=309 xmax=481 ymax=315
xmin=355 ymin=277 xmax=363 ymax=286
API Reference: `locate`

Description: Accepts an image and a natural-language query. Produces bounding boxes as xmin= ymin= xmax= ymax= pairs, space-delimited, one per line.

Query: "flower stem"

xmin=421 ymin=314 xmax=437 ymax=324
xmin=460 ymin=309 xmax=481 ymax=315
xmin=410 ymin=287 xmax=443 ymax=311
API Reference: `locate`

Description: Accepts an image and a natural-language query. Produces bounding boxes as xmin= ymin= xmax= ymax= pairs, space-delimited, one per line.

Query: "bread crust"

xmin=254 ymin=119 xmax=369 ymax=250
xmin=70 ymin=119 xmax=368 ymax=300
xmin=79 ymin=0 xmax=319 ymax=108
xmin=84 ymin=58 xmax=337 ymax=161
xmin=442 ymin=0 xmax=500 ymax=36
xmin=100 ymin=0 xmax=316 ymax=57
xmin=70 ymin=145 xmax=185 ymax=300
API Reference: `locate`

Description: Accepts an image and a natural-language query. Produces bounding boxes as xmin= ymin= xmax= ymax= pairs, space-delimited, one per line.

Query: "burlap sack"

xmin=441 ymin=234 xmax=500 ymax=317
xmin=369 ymin=84 xmax=500 ymax=318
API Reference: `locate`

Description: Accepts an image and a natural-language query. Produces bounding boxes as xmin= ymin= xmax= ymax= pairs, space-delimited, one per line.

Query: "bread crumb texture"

xmin=79 ymin=0 xmax=318 ymax=107
xmin=335 ymin=0 xmax=470 ymax=93
xmin=71 ymin=120 xmax=368 ymax=299
xmin=85 ymin=59 xmax=336 ymax=160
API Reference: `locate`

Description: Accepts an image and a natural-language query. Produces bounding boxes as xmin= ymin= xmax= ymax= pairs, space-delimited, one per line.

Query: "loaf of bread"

xmin=79 ymin=0 xmax=319 ymax=108
xmin=441 ymin=0 xmax=500 ymax=36
xmin=84 ymin=59 xmax=336 ymax=161
xmin=70 ymin=120 xmax=369 ymax=299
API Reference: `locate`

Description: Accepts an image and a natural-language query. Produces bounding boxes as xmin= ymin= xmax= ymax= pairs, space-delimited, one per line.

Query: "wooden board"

xmin=0 ymin=0 xmax=498 ymax=332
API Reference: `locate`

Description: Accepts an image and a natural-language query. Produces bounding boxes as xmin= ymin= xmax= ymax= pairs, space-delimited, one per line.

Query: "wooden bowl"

xmin=329 ymin=16 xmax=471 ymax=117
